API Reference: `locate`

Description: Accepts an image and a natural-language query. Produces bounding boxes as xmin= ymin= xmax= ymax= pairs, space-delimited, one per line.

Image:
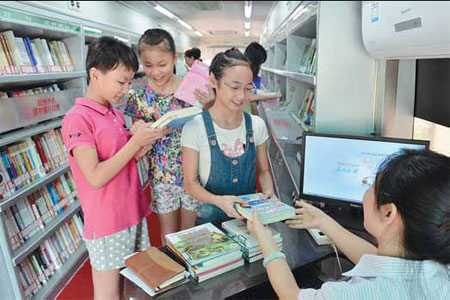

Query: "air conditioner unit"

xmin=362 ymin=1 xmax=450 ymax=59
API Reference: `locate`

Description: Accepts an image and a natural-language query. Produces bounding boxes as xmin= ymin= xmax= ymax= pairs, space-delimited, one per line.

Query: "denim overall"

xmin=196 ymin=110 xmax=256 ymax=226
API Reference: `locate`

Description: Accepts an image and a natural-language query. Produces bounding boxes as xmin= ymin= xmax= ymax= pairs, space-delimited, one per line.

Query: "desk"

xmin=123 ymin=223 xmax=335 ymax=300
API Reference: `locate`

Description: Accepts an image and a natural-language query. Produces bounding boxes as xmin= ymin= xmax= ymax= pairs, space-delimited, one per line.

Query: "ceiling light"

xmin=177 ymin=18 xmax=193 ymax=30
xmin=114 ymin=36 xmax=129 ymax=43
xmin=244 ymin=21 xmax=250 ymax=30
xmin=244 ymin=1 xmax=252 ymax=19
xmin=245 ymin=30 xmax=250 ymax=37
xmin=84 ymin=26 xmax=102 ymax=34
xmin=154 ymin=4 xmax=176 ymax=19
xmin=195 ymin=31 xmax=204 ymax=37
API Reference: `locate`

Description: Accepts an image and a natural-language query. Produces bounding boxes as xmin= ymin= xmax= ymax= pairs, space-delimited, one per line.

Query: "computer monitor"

xmin=300 ymin=133 xmax=429 ymax=206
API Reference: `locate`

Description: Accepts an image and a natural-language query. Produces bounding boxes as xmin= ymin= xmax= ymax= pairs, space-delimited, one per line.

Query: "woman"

xmin=248 ymin=149 xmax=449 ymax=300
xmin=184 ymin=47 xmax=201 ymax=68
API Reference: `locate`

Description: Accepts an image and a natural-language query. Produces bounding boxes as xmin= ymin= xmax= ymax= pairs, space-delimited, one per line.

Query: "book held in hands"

xmin=151 ymin=106 xmax=202 ymax=129
xmin=234 ymin=193 xmax=296 ymax=224
xmin=174 ymin=60 xmax=210 ymax=107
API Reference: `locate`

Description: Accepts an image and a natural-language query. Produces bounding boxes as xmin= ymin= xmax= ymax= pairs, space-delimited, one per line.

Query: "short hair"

xmin=244 ymin=42 xmax=267 ymax=81
xmin=375 ymin=149 xmax=450 ymax=265
xmin=86 ymin=36 xmax=138 ymax=82
xmin=209 ymin=48 xmax=250 ymax=82
xmin=185 ymin=47 xmax=201 ymax=60
xmin=138 ymin=28 xmax=176 ymax=55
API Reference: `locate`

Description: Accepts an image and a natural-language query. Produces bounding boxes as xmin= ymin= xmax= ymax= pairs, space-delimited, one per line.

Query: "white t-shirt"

xmin=181 ymin=114 xmax=269 ymax=186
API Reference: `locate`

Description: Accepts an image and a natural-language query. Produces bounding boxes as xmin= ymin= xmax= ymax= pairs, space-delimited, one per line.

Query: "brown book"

xmin=124 ymin=247 xmax=185 ymax=292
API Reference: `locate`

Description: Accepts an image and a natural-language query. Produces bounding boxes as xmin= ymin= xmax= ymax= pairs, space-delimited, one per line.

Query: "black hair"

xmin=185 ymin=47 xmax=201 ymax=60
xmin=209 ymin=48 xmax=250 ymax=82
xmin=244 ymin=42 xmax=267 ymax=81
xmin=138 ymin=28 xmax=176 ymax=55
xmin=86 ymin=36 xmax=139 ymax=83
xmin=375 ymin=149 xmax=450 ymax=265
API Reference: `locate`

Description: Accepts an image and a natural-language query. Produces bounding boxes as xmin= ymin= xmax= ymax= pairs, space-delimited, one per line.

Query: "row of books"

xmin=0 ymin=128 xmax=68 ymax=199
xmin=0 ymin=30 xmax=74 ymax=75
xmin=299 ymin=89 xmax=315 ymax=127
xmin=4 ymin=171 xmax=77 ymax=250
xmin=165 ymin=223 xmax=244 ymax=283
xmin=0 ymin=83 xmax=61 ymax=99
xmin=299 ymin=39 xmax=317 ymax=75
xmin=17 ymin=212 xmax=84 ymax=298
xmin=222 ymin=219 xmax=282 ymax=263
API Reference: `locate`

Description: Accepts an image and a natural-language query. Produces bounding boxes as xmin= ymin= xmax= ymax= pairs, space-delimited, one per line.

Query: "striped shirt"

xmin=299 ymin=254 xmax=449 ymax=300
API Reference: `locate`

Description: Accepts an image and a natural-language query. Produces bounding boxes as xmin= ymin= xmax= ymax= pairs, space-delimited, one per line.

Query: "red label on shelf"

xmin=32 ymin=97 xmax=61 ymax=117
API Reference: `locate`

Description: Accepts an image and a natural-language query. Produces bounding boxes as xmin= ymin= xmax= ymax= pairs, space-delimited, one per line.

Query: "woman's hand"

xmin=194 ymin=84 xmax=215 ymax=108
xmin=216 ymin=195 xmax=246 ymax=219
xmin=131 ymin=120 xmax=146 ymax=136
xmin=262 ymin=190 xmax=278 ymax=201
xmin=284 ymin=200 xmax=330 ymax=231
xmin=247 ymin=209 xmax=279 ymax=255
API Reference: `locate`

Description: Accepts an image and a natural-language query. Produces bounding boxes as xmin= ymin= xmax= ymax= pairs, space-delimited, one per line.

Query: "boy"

xmin=62 ymin=36 xmax=167 ymax=300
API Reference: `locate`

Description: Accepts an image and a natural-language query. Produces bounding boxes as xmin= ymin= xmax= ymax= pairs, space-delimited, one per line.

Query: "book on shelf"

xmin=151 ymin=106 xmax=202 ymax=129
xmin=122 ymin=247 xmax=189 ymax=296
xmin=299 ymin=39 xmax=317 ymax=75
xmin=174 ymin=60 xmax=210 ymax=107
xmin=234 ymin=193 xmax=296 ymax=224
xmin=16 ymin=212 xmax=84 ymax=297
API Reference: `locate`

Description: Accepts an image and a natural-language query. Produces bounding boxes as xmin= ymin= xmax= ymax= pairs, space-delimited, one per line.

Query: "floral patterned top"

xmin=124 ymin=85 xmax=189 ymax=186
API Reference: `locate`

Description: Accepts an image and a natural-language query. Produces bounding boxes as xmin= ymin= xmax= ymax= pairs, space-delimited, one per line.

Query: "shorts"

xmin=150 ymin=183 xmax=198 ymax=214
xmin=85 ymin=218 xmax=150 ymax=271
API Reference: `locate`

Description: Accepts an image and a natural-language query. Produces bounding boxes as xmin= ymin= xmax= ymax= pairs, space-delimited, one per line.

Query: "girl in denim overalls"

xmin=181 ymin=49 xmax=276 ymax=226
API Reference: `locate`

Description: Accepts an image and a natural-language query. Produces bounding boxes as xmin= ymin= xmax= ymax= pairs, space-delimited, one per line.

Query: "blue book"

xmin=46 ymin=183 xmax=63 ymax=215
xmin=23 ymin=37 xmax=37 ymax=66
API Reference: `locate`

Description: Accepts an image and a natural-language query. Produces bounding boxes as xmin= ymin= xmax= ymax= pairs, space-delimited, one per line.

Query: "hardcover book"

xmin=234 ymin=193 xmax=296 ymax=224
xmin=151 ymin=106 xmax=202 ymax=129
xmin=174 ymin=60 xmax=210 ymax=107
xmin=165 ymin=222 xmax=241 ymax=267
xmin=124 ymin=247 xmax=188 ymax=293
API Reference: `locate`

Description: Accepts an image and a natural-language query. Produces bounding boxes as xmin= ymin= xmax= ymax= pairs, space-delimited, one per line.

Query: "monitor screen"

xmin=300 ymin=133 xmax=429 ymax=205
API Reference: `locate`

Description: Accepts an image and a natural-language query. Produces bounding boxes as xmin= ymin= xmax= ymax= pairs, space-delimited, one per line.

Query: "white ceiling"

xmin=119 ymin=1 xmax=275 ymax=48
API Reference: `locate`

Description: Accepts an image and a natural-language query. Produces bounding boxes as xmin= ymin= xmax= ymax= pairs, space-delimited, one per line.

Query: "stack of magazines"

xmin=222 ymin=219 xmax=282 ymax=263
xmin=165 ymin=223 xmax=244 ymax=282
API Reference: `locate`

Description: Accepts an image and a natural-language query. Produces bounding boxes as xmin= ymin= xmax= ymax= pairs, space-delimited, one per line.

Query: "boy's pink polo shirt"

xmin=62 ymin=97 xmax=151 ymax=240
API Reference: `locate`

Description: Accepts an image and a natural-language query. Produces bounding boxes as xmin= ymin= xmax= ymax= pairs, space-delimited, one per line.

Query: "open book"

xmin=234 ymin=193 xmax=296 ymax=224
xmin=151 ymin=106 xmax=202 ymax=129
xmin=174 ymin=60 xmax=210 ymax=107
xmin=121 ymin=247 xmax=189 ymax=296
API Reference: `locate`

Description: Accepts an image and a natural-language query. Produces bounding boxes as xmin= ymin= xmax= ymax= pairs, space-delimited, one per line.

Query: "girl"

xmin=248 ymin=149 xmax=450 ymax=300
xmin=62 ymin=37 xmax=166 ymax=299
xmin=184 ymin=47 xmax=201 ymax=68
xmin=124 ymin=29 xmax=205 ymax=243
xmin=182 ymin=49 xmax=276 ymax=225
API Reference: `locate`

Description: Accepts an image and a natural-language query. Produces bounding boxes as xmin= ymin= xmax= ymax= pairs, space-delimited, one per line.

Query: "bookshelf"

xmin=258 ymin=1 xmax=377 ymax=201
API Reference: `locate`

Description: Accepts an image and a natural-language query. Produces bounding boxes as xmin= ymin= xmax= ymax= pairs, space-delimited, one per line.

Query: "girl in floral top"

xmin=125 ymin=29 xmax=204 ymax=243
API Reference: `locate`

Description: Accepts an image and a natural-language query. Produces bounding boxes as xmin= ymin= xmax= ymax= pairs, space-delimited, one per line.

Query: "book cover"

xmin=234 ymin=193 xmax=296 ymax=224
xmin=165 ymin=223 xmax=240 ymax=266
xmin=151 ymin=106 xmax=202 ymax=129
xmin=124 ymin=247 xmax=187 ymax=292
xmin=174 ymin=60 xmax=210 ymax=107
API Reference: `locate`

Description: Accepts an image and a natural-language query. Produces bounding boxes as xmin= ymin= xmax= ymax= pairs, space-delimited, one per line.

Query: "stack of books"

xmin=234 ymin=193 xmax=296 ymax=224
xmin=165 ymin=223 xmax=244 ymax=283
xmin=222 ymin=219 xmax=282 ymax=263
xmin=120 ymin=247 xmax=190 ymax=297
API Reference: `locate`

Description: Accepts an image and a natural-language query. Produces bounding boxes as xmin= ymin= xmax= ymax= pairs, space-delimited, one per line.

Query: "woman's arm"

xmin=182 ymin=146 xmax=245 ymax=219
xmin=248 ymin=209 xmax=300 ymax=300
xmin=256 ymin=142 xmax=275 ymax=197
xmin=285 ymin=201 xmax=377 ymax=264
xmin=73 ymin=125 xmax=166 ymax=189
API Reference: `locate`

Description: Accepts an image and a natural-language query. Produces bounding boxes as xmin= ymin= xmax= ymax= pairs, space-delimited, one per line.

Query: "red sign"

xmin=32 ymin=97 xmax=61 ymax=117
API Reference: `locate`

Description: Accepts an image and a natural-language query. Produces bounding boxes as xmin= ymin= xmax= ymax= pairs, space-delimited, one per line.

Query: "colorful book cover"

xmin=165 ymin=223 xmax=240 ymax=266
xmin=234 ymin=193 xmax=296 ymax=224
xmin=174 ymin=60 xmax=209 ymax=107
